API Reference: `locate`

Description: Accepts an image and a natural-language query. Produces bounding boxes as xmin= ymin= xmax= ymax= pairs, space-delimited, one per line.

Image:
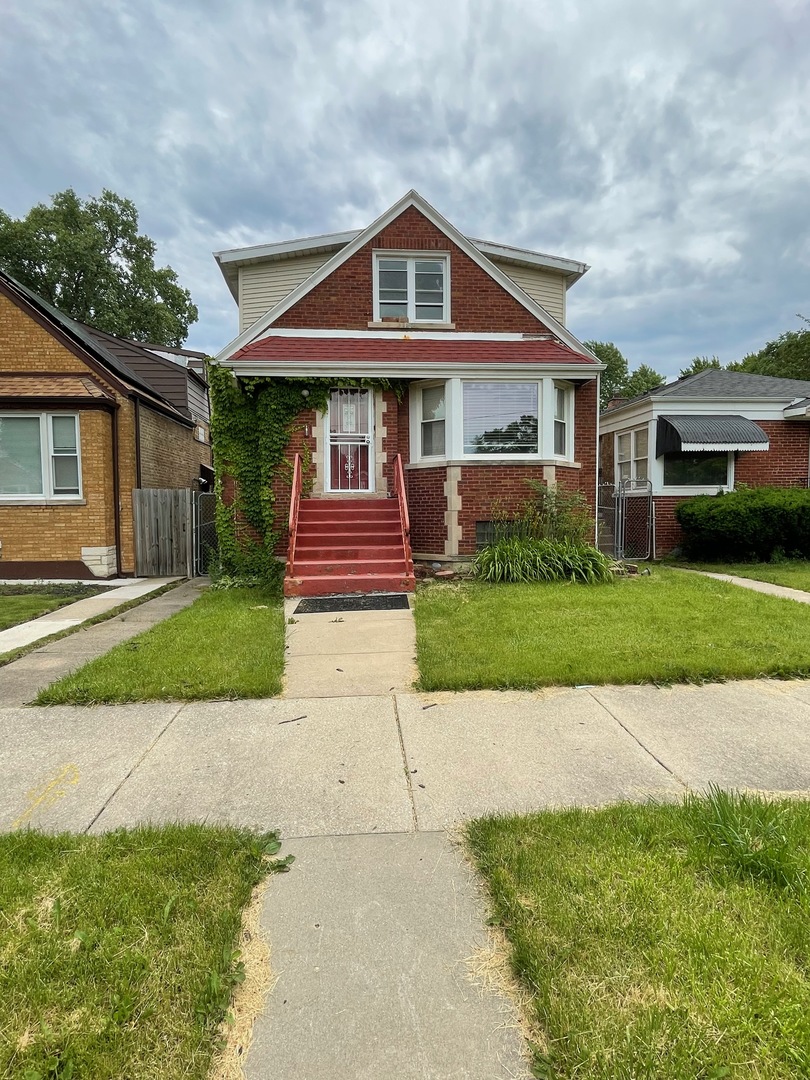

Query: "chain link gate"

xmin=597 ymin=480 xmax=654 ymax=560
xmin=193 ymin=491 xmax=218 ymax=575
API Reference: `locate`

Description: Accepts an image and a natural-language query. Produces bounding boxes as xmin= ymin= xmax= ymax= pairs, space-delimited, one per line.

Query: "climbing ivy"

xmin=206 ymin=364 xmax=404 ymax=579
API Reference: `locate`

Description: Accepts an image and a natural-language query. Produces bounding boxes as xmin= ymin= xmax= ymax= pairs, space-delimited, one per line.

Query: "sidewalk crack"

xmin=82 ymin=702 xmax=186 ymax=833
xmin=588 ymin=690 xmax=689 ymax=789
xmin=393 ymin=694 xmax=419 ymax=831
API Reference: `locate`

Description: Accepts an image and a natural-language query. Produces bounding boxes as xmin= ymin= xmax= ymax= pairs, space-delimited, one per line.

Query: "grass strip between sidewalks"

xmin=415 ymin=566 xmax=810 ymax=690
xmin=467 ymin=792 xmax=810 ymax=1079
xmin=35 ymin=586 xmax=285 ymax=704
xmin=1 ymin=824 xmax=292 ymax=1080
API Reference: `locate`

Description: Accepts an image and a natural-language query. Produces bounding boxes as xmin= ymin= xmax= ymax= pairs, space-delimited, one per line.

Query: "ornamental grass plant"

xmin=474 ymin=536 xmax=614 ymax=584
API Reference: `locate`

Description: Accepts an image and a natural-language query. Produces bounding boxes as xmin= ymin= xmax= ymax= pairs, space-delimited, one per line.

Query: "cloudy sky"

xmin=2 ymin=0 xmax=808 ymax=377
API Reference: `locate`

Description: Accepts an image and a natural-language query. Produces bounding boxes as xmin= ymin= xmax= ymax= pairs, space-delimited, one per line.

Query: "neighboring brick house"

xmin=599 ymin=368 xmax=810 ymax=556
xmin=213 ymin=190 xmax=602 ymax=594
xmin=0 ymin=270 xmax=212 ymax=579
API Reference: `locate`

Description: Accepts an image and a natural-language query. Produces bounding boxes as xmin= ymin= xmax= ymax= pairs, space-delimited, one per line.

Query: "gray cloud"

xmin=2 ymin=0 xmax=809 ymax=373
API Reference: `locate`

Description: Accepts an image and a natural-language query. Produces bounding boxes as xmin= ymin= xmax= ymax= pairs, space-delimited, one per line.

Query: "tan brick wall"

xmin=0 ymin=408 xmax=117 ymax=564
xmin=0 ymin=292 xmax=211 ymax=576
xmin=138 ymin=405 xmax=212 ymax=489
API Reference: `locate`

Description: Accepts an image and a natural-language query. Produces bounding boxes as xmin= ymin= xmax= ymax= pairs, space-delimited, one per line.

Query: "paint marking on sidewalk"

xmin=13 ymin=763 xmax=80 ymax=829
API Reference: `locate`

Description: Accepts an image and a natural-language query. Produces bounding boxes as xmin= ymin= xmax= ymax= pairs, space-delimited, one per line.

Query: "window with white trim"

xmin=375 ymin=255 xmax=448 ymax=322
xmin=420 ymin=385 xmax=446 ymax=457
xmin=663 ymin=451 xmax=729 ymax=487
xmin=616 ymin=427 xmax=648 ymax=484
xmin=463 ymin=382 xmax=539 ymax=454
xmin=0 ymin=413 xmax=81 ymax=499
xmin=553 ymin=385 xmax=568 ymax=456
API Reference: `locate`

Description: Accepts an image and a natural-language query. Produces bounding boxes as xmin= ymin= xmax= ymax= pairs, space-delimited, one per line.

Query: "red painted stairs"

xmin=284 ymin=455 xmax=415 ymax=597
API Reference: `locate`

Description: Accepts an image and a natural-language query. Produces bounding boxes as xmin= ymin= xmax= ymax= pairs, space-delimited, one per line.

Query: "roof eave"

xmin=217 ymin=359 xmax=601 ymax=379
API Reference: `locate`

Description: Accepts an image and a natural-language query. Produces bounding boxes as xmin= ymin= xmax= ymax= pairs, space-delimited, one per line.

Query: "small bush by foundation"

xmin=676 ymin=486 xmax=810 ymax=561
xmin=474 ymin=537 xmax=614 ymax=584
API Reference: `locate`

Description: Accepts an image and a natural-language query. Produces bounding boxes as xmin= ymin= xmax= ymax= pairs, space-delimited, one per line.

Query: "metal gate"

xmin=597 ymin=480 xmax=654 ymax=560
xmin=193 ymin=491 xmax=218 ymax=575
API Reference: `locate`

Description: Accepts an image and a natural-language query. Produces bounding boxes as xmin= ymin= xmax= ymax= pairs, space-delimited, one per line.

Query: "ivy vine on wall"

xmin=206 ymin=364 xmax=404 ymax=579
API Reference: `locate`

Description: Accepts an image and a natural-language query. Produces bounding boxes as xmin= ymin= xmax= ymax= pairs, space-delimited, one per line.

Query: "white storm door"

xmin=326 ymin=388 xmax=375 ymax=492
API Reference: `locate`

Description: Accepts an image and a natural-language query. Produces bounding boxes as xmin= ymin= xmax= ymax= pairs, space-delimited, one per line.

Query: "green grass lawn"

xmin=467 ymin=793 xmax=810 ymax=1079
xmin=681 ymin=559 xmax=810 ymax=592
xmin=1 ymin=824 xmax=289 ymax=1080
xmin=415 ymin=567 xmax=810 ymax=690
xmin=0 ymin=584 xmax=106 ymax=632
xmin=35 ymin=586 xmax=285 ymax=705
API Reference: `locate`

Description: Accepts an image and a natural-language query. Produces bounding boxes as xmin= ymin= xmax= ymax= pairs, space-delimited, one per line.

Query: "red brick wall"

xmin=652 ymin=422 xmax=810 ymax=555
xmin=735 ymin=421 xmax=810 ymax=487
xmin=273 ymin=206 xmax=551 ymax=334
xmin=406 ymin=467 xmax=447 ymax=553
xmin=457 ymin=464 xmax=546 ymax=555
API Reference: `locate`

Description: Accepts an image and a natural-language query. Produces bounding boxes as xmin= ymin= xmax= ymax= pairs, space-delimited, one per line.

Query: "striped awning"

xmin=657 ymin=415 xmax=769 ymax=454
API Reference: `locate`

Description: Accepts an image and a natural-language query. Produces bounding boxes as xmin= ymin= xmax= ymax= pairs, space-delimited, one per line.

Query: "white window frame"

xmin=416 ymin=381 xmax=447 ymax=459
xmin=408 ymin=378 xmax=576 ymax=464
xmin=552 ymin=381 xmax=574 ymax=460
xmin=660 ymin=450 xmax=734 ymax=494
xmin=373 ymin=251 xmax=450 ymax=324
xmin=0 ymin=411 xmax=83 ymax=502
xmin=615 ymin=425 xmax=650 ymax=486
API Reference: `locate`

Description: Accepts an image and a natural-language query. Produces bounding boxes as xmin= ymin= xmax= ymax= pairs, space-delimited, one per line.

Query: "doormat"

xmin=294 ymin=593 xmax=411 ymax=614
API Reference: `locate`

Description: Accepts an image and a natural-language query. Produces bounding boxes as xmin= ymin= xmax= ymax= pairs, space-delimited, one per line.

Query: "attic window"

xmin=374 ymin=255 xmax=448 ymax=323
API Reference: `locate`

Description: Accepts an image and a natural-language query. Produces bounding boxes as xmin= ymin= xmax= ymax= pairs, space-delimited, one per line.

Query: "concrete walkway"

xmin=0 ymin=576 xmax=181 ymax=655
xmin=0 ymin=580 xmax=203 ymax=706
xmin=681 ymin=566 xmax=810 ymax=604
xmin=4 ymin=680 xmax=810 ymax=1077
xmin=283 ymin=596 xmax=417 ymax=697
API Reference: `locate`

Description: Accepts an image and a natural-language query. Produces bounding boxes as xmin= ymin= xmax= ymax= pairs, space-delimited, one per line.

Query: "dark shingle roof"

xmin=657 ymin=369 xmax=810 ymax=399
xmin=603 ymin=368 xmax=810 ymax=415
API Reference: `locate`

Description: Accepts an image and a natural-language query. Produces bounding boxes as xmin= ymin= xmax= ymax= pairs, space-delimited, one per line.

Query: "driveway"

xmin=3 ymin=679 xmax=810 ymax=835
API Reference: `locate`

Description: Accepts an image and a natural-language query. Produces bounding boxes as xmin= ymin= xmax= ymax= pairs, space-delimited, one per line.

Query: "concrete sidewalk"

xmin=283 ymin=596 xmax=417 ymax=697
xmin=0 ymin=576 xmax=181 ymax=654
xmin=4 ymin=680 xmax=810 ymax=1077
xmin=0 ymin=580 xmax=203 ymax=707
xmin=3 ymin=679 xmax=810 ymax=836
xmin=681 ymin=566 xmax=810 ymax=604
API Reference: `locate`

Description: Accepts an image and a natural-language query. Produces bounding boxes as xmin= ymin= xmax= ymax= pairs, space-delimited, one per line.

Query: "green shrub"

xmin=474 ymin=536 xmax=614 ymax=584
xmin=676 ymin=486 xmax=810 ymax=561
xmin=490 ymin=483 xmax=596 ymax=546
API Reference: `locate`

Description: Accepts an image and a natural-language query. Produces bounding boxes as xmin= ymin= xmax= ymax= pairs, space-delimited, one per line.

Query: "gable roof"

xmin=604 ymin=367 xmax=810 ymax=417
xmin=0 ymin=268 xmax=192 ymax=423
xmin=214 ymin=190 xmax=597 ymax=364
xmin=214 ymin=228 xmax=589 ymax=301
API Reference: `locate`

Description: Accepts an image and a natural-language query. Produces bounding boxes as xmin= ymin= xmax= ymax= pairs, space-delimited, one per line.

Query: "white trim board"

xmin=218 ymin=360 xmax=600 ymax=379
xmin=215 ymin=190 xmax=598 ymax=364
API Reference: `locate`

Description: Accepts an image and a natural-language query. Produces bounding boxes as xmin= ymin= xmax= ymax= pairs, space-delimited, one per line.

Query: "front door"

xmin=326 ymin=388 xmax=374 ymax=492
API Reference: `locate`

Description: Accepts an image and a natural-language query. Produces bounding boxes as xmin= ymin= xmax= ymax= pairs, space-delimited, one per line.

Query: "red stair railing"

xmin=393 ymin=453 xmax=413 ymax=568
xmin=286 ymin=453 xmax=303 ymax=579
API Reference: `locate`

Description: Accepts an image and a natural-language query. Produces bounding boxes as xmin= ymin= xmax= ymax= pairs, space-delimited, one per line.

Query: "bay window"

xmin=420 ymin=385 xmax=446 ymax=457
xmin=463 ymin=382 xmax=538 ymax=454
xmin=0 ymin=413 xmax=82 ymax=499
xmin=410 ymin=379 xmax=575 ymax=462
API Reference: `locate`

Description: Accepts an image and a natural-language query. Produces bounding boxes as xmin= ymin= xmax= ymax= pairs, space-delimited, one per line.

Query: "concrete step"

xmin=295 ymin=544 xmax=407 ymax=561
xmin=294 ymin=559 xmax=410 ymax=577
xmin=297 ymin=530 xmax=402 ymax=547
xmin=284 ymin=572 xmax=416 ymax=597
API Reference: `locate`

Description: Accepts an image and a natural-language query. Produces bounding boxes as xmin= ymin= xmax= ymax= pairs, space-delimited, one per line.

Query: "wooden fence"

xmin=132 ymin=488 xmax=194 ymax=577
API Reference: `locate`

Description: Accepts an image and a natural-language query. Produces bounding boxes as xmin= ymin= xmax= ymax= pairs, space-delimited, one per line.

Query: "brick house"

xmin=0 ymin=269 xmax=212 ymax=579
xmin=599 ymin=368 xmax=810 ymax=556
xmin=213 ymin=190 xmax=602 ymax=595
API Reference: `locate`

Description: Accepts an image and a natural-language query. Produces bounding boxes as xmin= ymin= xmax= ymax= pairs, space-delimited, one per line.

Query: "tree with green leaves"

xmin=0 ymin=188 xmax=198 ymax=346
xmin=584 ymin=341 xmax=630 ymax=409
xmin=679 ymin=355 xmax=722 ymax=379
xmin=623 ymin=363 xmax=666 ymax=399
xmin=729 ymin=318 xmax=810 ymax=381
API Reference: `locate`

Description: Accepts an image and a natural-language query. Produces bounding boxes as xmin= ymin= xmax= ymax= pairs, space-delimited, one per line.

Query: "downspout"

xmin=111 ymin=405 xmax=124 ymax=576
xmin=134 ymin=396 xmax=142 ymax=486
